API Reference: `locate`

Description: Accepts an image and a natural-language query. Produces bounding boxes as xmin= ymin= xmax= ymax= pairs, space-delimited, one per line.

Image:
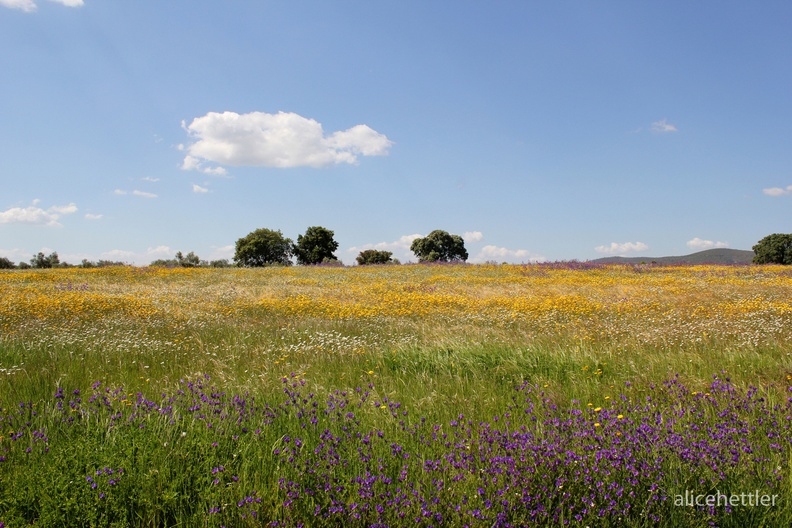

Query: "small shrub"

xmin=356 ymin=249 xmax=394 ymax=265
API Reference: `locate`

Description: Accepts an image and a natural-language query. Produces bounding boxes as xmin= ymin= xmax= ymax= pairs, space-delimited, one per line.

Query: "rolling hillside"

xmin=590 ymin=248 xmax=755 ymax=265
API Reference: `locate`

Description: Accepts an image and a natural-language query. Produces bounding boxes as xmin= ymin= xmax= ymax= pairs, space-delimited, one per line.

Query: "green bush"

xmin=234 ymin=228 xmax=293 ymax=267
xmin=410 ymin=230 xmax=468 ymax=262
xmin=30 ymin=252 xmax=60 ymax=269
xmin=293 ymin=226 xmax=339 ymax=265
xmin=356 ymin=249 xmax=393 ymax=265
xmin=753 ymin=233 xmax=792 ymax=264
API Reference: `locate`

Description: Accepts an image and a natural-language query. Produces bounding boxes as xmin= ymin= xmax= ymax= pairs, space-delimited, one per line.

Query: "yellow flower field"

xmin=2 ymin=263 xmax=792 ymax=344
xmin=1 ymin=263 xmax=791 ymax=395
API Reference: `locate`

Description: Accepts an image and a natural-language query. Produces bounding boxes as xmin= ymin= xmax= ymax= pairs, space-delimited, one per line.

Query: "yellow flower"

xmin=594 ymin=407 xmax=602 ymax=413
xmin=594 ymin=423 xmax=601 ymax=428
xmin=617 ymin=414 xmax=624 ymax=420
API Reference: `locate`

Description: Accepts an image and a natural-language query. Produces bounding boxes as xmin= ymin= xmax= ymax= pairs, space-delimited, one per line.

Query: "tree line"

xmin=0 ymin=227 xmax=469 ymax=269
xmin=1 ymin=231 xmax=790 ymax=269
xmin=0 ymin=252 xmax=129 ymax=270
xmin=232 ymin=226 xmax=467 ymax=267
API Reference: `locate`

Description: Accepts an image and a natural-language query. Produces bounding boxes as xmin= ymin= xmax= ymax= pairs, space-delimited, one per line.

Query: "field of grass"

xmin=1 ymin=263 xmax=791 ymax=527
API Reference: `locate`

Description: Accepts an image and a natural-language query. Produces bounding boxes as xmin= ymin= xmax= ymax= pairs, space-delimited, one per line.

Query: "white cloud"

xmin=101 ymin=246 xmax=172 ymax=266
xmin=326 ymin=124 xmax=393 ymax=157
xmin=650 ymin=119 xmax=678 ymax=133
xmin=0 ymin=202 xmax=78 ymax=227
xmin=763 ymin=185 xmax=792 ymax=197
xmin=115 ymin=189 xmax=158 ymax=199
xmin=48 ymin=203 xmax=78 ymax=215
xmin=595 ymin=241 xmax=649 ymax=255
xmin=100 ymin=249 xmax=136 ymax=262
xmin=141 ymin=177 xmax=160 ymax=183
xmin=463 ymin=231 xmax=484 ymax=243
xmin=1 ymin=0 xmax=83 ymax=10
xmin=0 ymin=0 xmax=37 ymax=11
xmin=347 ymin=234 xmax=422 ymax=255
xmin=143 ymin=245 xmax=170 ymax=257
xmin=50 ymin=0 xmax=84 ymax=6
xmin=180 ymin=156 xmax=200 ymax=170
xmin=347 ymin=234 xmax=422 ymax=262
xmin=180 ymin=155 xmax=228 ymax=176
xmin=687 ymin=238 xmax=728 ymax=250
xmin=473 ymin=245 xmax=546 ymax=264
xmin=84 ymin=213 xmax=103 ymax=220
xmin=192 ymin=184 xmax=209 ymax=193
xmin=0 ymin=247 xmax=32 ymax=262
xmin=181 ymin=111 xmax=392 ymax=170
xmin=203 ymin=166 xmax=228 ymax=176
xmin=208 ymin=245 xmax=234 ymax=261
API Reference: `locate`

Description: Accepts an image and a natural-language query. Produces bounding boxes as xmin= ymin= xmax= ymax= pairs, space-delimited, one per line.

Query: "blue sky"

xmin=1 ymin=1 xmax=791 ymax=265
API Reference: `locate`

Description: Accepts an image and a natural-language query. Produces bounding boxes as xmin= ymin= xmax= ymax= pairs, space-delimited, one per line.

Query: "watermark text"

xmin=675 ymin=490 xmax=778 ymax=508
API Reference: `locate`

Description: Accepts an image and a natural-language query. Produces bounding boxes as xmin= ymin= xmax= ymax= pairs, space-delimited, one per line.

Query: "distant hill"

xmin=590 ymin=248 xmax=755 ymax=265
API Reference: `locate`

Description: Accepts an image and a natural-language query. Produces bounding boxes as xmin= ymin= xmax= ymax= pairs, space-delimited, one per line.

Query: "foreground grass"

xmin=1 ymin=263 xmax=791 ymax=526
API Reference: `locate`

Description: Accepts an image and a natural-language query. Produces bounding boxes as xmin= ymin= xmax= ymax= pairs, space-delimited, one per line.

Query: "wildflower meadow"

xmin=0 ymin=263 xmax=791 ymax=527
